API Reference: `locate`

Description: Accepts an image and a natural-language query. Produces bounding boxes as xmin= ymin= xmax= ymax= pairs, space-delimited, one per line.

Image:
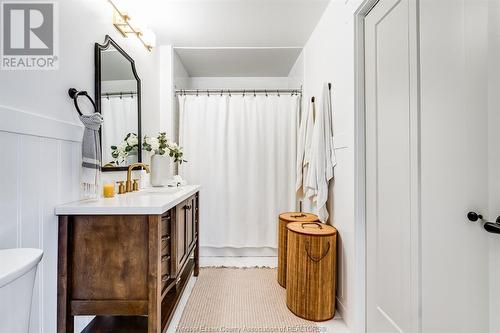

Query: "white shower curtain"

xmin=178 ymin=94 xmax=299 ymax=249
xmin=101 ymin=96 xmax=138 ymax=165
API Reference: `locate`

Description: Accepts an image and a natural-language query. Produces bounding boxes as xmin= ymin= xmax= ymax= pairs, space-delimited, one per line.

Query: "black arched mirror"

xmin=95 ymin=35 xmax=142 ymax=171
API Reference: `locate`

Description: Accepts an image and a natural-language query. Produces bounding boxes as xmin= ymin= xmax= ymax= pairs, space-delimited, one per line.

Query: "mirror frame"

xmin=95 ymin=35 xmax=142 ymax=172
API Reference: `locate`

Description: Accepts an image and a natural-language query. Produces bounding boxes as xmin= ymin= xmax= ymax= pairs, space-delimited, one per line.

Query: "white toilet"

xmin=0 ymin=248 xmax=43 ymax=333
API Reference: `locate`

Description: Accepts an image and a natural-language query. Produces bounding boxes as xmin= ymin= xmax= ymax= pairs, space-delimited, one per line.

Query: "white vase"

xmin=150 ymin=154 xmax=171 ymax=187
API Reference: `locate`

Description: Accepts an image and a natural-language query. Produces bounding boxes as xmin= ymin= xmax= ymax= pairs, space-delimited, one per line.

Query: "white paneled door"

xmin=364 ymin=0 xmax=420 ymax=332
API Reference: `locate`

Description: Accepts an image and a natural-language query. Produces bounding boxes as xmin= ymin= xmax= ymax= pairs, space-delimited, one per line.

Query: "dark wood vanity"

xmin=56 ymin=191 xmax=199 ymax=333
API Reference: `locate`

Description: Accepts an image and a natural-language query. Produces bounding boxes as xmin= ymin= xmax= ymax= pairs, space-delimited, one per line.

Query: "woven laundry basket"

xmin=277 ymin=212 xmax=319 ymax=288
xmin=286 ymin=221 xmax=337 ymax=321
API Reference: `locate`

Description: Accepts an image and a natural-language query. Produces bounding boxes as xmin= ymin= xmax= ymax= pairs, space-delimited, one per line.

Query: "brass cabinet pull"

xmin=161 ymin=275 xmax=170 ymax=282
xmin=161 ymin=255 xmax=170 ymax=262
xmin=161 ymin=236 xmax=171 ymax=242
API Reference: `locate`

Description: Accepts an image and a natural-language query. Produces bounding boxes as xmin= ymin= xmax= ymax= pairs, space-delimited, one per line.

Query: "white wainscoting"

xmin=0 ymin=106 xmax=91 ymax=332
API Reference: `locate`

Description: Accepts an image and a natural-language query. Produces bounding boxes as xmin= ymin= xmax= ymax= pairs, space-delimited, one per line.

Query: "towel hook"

xmin=68 ymin=88 xmax=97 ymax=116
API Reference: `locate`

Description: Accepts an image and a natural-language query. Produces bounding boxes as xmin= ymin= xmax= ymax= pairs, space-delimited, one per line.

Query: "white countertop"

xmin=55 ymin=185 xmax=200 ymax=215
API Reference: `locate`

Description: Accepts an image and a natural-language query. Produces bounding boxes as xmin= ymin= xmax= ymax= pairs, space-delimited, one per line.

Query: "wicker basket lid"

xmin=279 ymin=212 xmax=319 ymax=223
xmin=287 ymin=221 xmax=337 ymax=236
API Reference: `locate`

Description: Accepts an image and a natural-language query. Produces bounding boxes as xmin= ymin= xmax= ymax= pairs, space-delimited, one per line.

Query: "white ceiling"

xmin=117 ymin=0 xmax=330 ymax=47
xmin=175 ymin=47 xmax=302 ymax=77
xmin=116 ymin=0 xmax=329 ymax=77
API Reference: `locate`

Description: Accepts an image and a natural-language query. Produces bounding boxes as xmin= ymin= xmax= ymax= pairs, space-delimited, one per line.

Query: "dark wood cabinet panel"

xmin=71 ymin=215 xmax=149 ymax=300
xmin=58 ymin=192 xmax=199 ymax=333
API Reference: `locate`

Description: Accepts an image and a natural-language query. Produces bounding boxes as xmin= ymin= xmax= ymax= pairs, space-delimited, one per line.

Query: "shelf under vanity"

xmin=55 ymin=185 xmax=200 ymax=333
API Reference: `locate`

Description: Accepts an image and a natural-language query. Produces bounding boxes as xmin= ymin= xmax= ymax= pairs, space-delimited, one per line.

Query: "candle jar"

xmin=103 ymin=183 xmax=115 ymax=198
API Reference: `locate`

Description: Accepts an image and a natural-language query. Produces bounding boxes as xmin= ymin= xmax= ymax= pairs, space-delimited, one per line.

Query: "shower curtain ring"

xmin=277 ymin=89 xmax=280 ymax=97
xmin=265 ymin=90 xmax=268 ymax=97
xmin=220 ymin=89 xmax=223 ymax=97
xmin=228 ymin=89 xmax=231 ymax=97
xmin=253 ymin=90 xmax=256 ymax=97
xmin=207 ymin=89 xmax=210 ymax=97
xmin=196 ymin=89 xmax=199 ymax=97
xmin=243 ymin=90 xmax=246 ymax=97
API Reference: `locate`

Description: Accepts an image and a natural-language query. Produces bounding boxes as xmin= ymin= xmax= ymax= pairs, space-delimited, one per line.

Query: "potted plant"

xmin=143 ymin=132 xmax=186 ymax=186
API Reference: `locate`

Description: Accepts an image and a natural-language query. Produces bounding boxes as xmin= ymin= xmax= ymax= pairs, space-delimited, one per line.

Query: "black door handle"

xmin=467 ymin=211 xmax=500 ymax=234
xmin=484 ymin=222 xmax=500 ymax=234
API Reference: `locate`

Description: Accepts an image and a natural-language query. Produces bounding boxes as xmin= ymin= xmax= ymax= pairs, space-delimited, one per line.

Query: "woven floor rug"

xmin=176 ymin=267 xmax=320 ymax=333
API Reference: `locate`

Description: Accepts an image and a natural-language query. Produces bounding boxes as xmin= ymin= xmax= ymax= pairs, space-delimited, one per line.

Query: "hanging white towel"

xmin=303 ymin=84 xmax=337 ymax=222
xmin=324 ymin=84 xmax=337 ymax=180
xmin=296 ymin=99 xmax=315 ymax=200
xmin=315 ymin=84 xmax=337 ymax=222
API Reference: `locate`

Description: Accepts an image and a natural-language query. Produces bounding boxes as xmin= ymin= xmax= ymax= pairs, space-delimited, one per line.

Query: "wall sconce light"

xmin=108 ymin=0 xmax=155 ymax=52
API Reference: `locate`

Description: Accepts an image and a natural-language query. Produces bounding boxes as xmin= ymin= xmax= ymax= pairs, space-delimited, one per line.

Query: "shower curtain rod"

xmin=103 ymin=91 xmax=137 ymax=97
xmin=175 ymin=88 xmax=302 ymax=96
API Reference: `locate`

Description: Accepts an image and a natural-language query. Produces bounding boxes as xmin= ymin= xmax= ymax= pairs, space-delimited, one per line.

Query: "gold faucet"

xmin=126 ymin=163 xmax=150 ymax=192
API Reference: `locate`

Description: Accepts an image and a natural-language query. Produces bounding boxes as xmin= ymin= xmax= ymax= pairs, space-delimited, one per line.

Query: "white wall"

xmin=0 ymin=0 xmax=161 ymax=136
xmin=287 ymin=52 xmax=304 ymax=89
xmin=488 ymin=1 xmax=500 ymax=332
xmin=186 ymin=77 xmax=290 ymax=90
xmin=0 ymin=0 xmax=161 ymax=332
xmin=297 ymin=0 xmax=365 ymax=330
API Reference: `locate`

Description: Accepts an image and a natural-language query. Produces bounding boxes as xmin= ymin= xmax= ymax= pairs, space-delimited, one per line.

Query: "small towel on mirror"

xmin=79 ymin=112 xmax=104 ymax=199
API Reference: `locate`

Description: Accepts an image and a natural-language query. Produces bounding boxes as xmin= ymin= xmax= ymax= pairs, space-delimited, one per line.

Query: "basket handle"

xmin=305 ymin=241 xmax=330 ymax=262
xmin=291 ymin=213 xmax=307 ymax=218
xmin=301 ymin=222 xmax=323 ymax=229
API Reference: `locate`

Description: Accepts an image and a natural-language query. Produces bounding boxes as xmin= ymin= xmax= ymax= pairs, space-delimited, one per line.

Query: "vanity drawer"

xmin=161 ymin=235 xmax=171 ymax=257
xmin=161 ymin=212 xmax=171 ymax=237
xmin=161 ymin=255 xmax=171 ymax=276
xmin=161 ymin=253 xmax=172 ymax=292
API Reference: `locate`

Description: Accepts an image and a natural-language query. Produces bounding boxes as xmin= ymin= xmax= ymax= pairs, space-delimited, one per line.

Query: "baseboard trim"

xmin=336 ymin=296 xmax=347 ymax=321
xmin=0 ymin=104 xmax=83 ymax=142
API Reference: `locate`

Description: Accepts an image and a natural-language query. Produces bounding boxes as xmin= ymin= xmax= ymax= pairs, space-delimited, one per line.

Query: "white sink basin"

xmin=129 ymin=186 xmax=183 ymax=196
